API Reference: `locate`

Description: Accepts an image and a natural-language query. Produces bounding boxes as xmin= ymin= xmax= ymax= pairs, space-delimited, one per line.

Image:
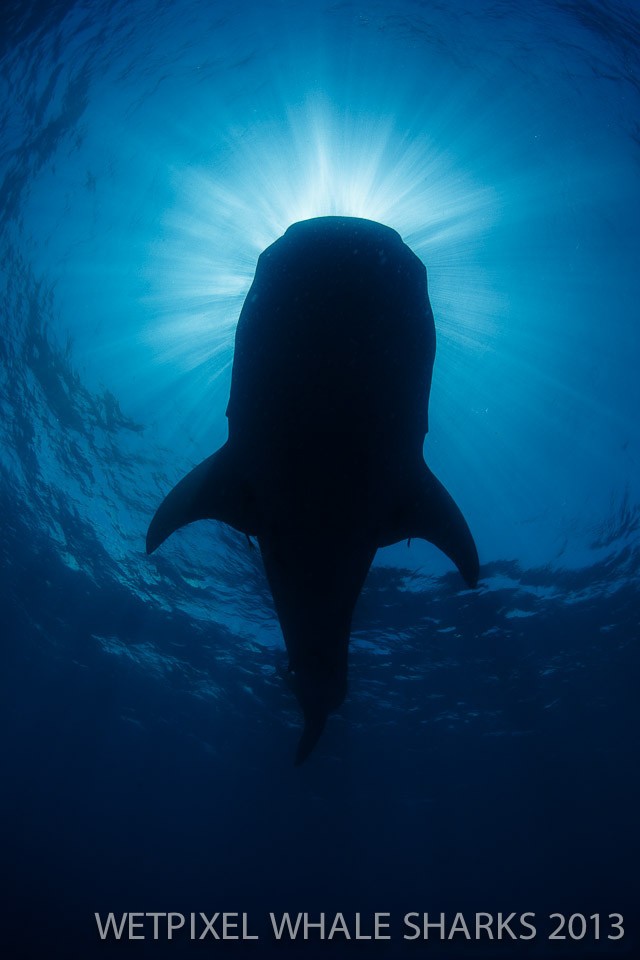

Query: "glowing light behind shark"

xmin=147 ymin=216 xmax=478 ymax=763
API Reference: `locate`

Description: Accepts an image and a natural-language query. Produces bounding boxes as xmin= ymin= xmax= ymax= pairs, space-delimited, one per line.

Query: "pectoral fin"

xmin=146 ymin=442 xmax=256 ymax=554
xmin=381 ymin=464 xmax=479 ymax=588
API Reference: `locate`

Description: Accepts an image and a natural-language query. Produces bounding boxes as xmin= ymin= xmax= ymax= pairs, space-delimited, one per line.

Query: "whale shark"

xmin=146 ymin=216 xmax=478 ymax=763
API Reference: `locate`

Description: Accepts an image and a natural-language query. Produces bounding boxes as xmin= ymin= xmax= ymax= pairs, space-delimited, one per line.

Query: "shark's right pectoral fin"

xmin=412 ymin=466 xmax=479 ymax=588
xmin=382 ymin=464 xmax=479 ymax=589
xmin=146 ymin=442 xmax=256 ymax=554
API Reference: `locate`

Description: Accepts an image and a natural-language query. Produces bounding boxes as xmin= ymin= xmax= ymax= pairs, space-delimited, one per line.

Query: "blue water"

xmin=1 ymin=0 xmax=639 ymax=956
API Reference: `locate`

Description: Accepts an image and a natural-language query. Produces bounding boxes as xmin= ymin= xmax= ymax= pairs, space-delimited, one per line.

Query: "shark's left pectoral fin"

xmin=383 ymin=465 xmax=479 ymax=588
xmin=146 ymin=442 xmax=256 ymax=554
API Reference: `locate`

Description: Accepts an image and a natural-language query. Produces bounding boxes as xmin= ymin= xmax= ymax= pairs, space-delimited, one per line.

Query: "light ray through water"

xmin=144 ymin=95 xmax=502 ymax=417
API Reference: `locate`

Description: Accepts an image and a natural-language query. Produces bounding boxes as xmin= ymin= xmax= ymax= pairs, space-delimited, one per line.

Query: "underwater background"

xmin=1 ymin=0 xmax=639 ymax=956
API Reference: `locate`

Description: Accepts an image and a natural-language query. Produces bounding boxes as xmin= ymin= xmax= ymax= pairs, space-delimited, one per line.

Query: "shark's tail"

xmin=295 ymin=708 xmax=328 ymax=766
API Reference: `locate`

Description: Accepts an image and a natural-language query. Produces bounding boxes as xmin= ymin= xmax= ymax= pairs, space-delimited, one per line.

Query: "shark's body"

xmin=147 ymin=216 xmax=478 ymax=763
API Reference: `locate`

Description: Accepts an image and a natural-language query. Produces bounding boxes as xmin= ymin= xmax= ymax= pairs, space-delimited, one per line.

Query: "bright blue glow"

xmin=146 ymin=96 xmax=500 ymax=380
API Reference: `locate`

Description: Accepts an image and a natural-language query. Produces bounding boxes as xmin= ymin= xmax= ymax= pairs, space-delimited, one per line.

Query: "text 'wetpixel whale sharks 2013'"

xmin=146 ymin=215 xmax=479 ymax=764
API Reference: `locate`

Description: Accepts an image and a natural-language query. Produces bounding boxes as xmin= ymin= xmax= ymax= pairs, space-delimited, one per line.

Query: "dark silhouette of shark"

xmin=147 ymin=216 xmax=478 ymax=763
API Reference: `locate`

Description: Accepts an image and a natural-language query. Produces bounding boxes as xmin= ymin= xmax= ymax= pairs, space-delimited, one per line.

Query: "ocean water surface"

xmin=1 ymin=0 xmax=639 ymax=957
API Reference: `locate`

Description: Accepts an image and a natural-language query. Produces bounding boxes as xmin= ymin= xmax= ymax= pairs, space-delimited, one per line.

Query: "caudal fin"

xmin=294 ymin=710 xmax=328 ymax=766
xmin=146 ymin=442 xmax=256 ymax=554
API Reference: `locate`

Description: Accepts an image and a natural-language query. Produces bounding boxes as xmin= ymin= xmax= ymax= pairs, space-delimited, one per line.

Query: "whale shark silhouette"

xmin=147 ymin=216 xmax=478 ymax=763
